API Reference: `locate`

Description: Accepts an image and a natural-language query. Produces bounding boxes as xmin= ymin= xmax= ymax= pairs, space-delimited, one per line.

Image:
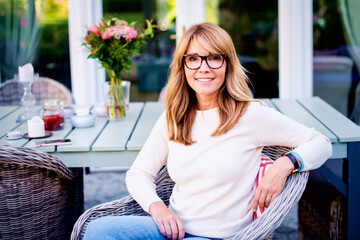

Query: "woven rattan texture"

xmin=0 ymin=145 xmax=83 ymax=240
xmin=71 ymin=145 xmax=309 ymax=240
xmin=0 ymin=77 xmax=73 ymax=106
xmin=0 ymin=80 xmax=23 ymax=106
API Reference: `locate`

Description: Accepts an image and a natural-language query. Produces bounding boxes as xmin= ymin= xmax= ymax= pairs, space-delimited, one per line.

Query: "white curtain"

xmin=0 ymin=0 xmax=46 ymax=82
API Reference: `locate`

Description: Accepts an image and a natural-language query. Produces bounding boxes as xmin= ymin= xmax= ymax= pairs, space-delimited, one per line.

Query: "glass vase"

xmin=102 ymin=70 xmax=130 ymax=120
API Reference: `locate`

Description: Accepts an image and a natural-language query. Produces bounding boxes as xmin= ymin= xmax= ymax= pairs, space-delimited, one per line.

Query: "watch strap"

xmin=283 ymin=152 xmax=300 ymax=172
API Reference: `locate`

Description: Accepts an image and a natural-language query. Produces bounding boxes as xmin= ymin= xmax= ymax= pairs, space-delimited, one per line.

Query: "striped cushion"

xmin=254 ymin=154 xmax=274 ymax=219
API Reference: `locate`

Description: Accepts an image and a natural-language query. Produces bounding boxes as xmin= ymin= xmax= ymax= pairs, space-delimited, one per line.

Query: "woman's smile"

xmin=195 ymin=77 xmax=215 ymax=82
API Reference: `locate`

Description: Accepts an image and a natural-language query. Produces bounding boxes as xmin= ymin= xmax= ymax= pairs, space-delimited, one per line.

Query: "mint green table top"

xmin=1 ymin=97 xmax=359 ymax=167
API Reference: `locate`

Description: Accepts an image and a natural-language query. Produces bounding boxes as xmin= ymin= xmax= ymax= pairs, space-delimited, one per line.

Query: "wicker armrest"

xmin=71 ymin=167 xmax=175 ymax=240
xmin=226 ymin=171 xmax=309 ymax=240
xmin=70 ymin=195 xmax=148 ymax=240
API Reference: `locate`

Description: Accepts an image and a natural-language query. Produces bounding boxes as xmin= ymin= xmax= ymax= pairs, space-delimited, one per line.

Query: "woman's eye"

xmin=209 ymin=55 xmax=221 ymax=61
xmin=188 ymin=56 xmax=199 ymax=61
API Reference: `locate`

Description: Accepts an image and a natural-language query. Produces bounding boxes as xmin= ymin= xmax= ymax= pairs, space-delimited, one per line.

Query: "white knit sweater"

xmin=126 ymin=101 xmax=332 ymax=238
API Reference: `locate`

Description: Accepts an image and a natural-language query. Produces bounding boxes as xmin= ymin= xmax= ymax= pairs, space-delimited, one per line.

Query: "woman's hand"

xmin=149 ymin=201 xmax=185 ymax=240
xmin=252 ymin=156 xmax=294 ymax=212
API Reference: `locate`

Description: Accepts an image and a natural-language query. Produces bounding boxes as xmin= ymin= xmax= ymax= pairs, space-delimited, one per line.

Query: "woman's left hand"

xmin=252 ymin=156 xmax=295 ymax=212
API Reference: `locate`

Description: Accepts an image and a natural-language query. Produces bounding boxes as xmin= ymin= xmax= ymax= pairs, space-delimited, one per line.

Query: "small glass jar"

xmin=42 ymin=99 xmax=64 ymax=131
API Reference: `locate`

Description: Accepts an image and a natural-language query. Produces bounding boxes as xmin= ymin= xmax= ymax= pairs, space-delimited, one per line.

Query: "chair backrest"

xmin=0 ymin=145 xmax=82 ymax=240
xmin=32 ymin=77 xmax=74 ymax=105
xmin=0 ymin=79 xmax=23 ymax=106
xmin=0 ymin=77 xmax=73 ymax=106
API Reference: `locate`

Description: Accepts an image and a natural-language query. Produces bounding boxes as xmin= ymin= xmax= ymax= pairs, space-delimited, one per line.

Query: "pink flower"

xmin=101 ymin=30 xmax=111 ymax=40
xmin=125 ymin=27 xmax=138 ymax=42
xmin=87 ymin=24 xmax=99 ymax=35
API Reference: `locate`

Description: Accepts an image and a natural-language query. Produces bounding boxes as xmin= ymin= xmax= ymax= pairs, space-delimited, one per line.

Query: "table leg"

xmin=347 ymin=142 xmax=360 ymax=240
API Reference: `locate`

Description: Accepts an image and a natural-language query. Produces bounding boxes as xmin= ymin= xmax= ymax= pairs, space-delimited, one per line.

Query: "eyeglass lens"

xmin=184 ymin=54 xmax=225 ymax=69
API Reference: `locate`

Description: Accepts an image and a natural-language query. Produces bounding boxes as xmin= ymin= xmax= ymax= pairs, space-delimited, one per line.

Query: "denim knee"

xmin=83 ymin=216 xmax=115 ymax=240
xmin=83 ymin=215 xmax=167 ymax=240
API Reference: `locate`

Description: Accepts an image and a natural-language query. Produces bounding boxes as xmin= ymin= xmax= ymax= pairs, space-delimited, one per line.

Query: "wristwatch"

xmin=283 ymin=152 xmax=301 ymax=172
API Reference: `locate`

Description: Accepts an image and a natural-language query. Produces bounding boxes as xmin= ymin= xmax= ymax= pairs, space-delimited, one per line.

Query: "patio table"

xmin=0 ymin=97 xmax=359 ymax=239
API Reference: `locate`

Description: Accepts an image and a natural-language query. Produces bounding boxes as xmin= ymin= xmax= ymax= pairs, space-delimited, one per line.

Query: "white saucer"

xmin=23 ymin=131 xmax=52 ymax=139
xmin=5 ymin=135 xmax=23 ymax=140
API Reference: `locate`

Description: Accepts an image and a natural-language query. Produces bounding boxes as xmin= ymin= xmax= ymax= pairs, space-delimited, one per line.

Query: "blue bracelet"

xmin=283 ymin=152 xmax=301 ymax=172
xmin=290 ymin=151 xmax=304 ymax=172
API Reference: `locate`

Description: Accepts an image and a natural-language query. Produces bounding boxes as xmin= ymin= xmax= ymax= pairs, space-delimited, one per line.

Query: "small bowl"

xmin=71 ymin=114 xmax=95 ymax=128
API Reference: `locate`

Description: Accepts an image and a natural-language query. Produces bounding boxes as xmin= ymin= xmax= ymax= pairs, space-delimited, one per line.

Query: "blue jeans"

xmin=83 ymin=216 xmax=219 ymax=240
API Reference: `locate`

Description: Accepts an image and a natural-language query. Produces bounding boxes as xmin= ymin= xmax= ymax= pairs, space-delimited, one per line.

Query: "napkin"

xmin=18 ymin=63 xmax=34 ymax=82
xmin=27 ymin=116 xmax=45 ymax=138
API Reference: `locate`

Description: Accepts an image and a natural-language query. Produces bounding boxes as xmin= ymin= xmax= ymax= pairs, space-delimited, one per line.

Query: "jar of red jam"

xmin=42 ymin=99 xmax=64 ymax=131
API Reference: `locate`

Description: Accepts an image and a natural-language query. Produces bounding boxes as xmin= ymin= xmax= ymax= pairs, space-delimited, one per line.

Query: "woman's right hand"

xmin=149 ymin=201 xmax=185 ymax=240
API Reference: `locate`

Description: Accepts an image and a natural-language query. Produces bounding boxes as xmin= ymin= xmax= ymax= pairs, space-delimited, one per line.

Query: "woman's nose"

xmin=198 ymin=59 xmax=210 ymax=72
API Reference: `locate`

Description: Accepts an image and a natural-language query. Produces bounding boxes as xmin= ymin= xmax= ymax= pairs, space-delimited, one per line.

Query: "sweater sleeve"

xmin=125 ymin=112 xmax=169 ymax=212
xmin=249 ymin=102 xmax=333 ymax=171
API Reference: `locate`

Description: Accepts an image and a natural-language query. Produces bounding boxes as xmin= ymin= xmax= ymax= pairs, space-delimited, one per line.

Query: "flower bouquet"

xmin=84 ymin=18 xmax=155 ymax=119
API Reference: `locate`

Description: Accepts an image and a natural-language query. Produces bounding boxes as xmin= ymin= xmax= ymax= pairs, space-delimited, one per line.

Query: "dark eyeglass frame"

xmin=182 ymin=53 xmax=227 ymax=70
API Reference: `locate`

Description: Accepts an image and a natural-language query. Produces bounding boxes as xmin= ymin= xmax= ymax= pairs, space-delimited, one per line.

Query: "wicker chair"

xmin=0 ymin=145 xmax=83 ymax=240
xmin=71 ymin=146 xmax=309 ymax=240
xmin=0 ymin=77 xmax=73 ymax=106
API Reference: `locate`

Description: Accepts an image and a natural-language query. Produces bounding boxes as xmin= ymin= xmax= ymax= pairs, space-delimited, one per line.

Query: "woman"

xmin=84 ymin=23 xmax=332 ymax=240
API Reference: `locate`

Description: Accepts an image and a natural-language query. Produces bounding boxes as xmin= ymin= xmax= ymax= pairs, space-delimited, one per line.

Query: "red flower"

xmin=92 ymin=47 xmax=98 ymax=55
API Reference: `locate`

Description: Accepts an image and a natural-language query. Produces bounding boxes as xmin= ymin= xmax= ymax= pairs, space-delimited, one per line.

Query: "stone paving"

xmin=84 ymin=169 xmax=300 ymax=240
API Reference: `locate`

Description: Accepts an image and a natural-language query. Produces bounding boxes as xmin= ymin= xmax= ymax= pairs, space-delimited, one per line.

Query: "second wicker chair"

xmin=0 ymin=145 xmax=83 ymax=240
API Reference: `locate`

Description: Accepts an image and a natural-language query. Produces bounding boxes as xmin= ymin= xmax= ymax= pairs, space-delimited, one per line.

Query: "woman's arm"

xmin=249 ymin=102 xmax=332 ymax=211
xmin=250 ymin=102 xmax=333 ymax=171
xmin=126 ymin=112 xmax=185 ymax=239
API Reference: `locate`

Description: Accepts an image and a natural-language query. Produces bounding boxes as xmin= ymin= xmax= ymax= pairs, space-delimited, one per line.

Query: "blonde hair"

xmin=165 ymin=23 xmax=253 ymax=145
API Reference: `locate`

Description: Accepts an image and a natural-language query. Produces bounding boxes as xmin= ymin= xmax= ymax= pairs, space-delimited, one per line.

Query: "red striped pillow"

xmin=253 ymin=154 xmax=274 ymax=219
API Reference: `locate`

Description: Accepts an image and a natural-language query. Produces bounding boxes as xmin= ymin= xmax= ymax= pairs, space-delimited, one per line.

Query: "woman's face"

xmin=184 ymin=39 xmax=227 ymax=107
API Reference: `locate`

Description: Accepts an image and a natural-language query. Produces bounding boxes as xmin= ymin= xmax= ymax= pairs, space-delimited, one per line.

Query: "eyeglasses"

xmin=183 ymin=53 xmax=227 ymax=70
